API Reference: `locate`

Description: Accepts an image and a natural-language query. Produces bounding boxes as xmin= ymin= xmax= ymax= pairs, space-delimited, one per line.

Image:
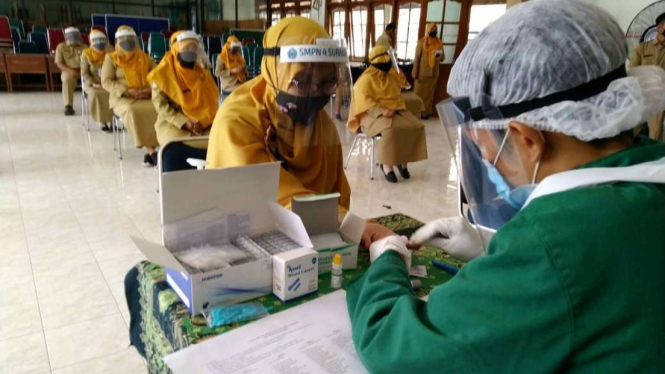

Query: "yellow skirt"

xmin=360 ymin=108 xmax=428 ymax=165
xmin=84 ymin=87 xmax=113 ymax=124
xmin=112 ymin=98 xmax=159 ymax=149
xmin=414 ymin=77 xmax=437 ymax=116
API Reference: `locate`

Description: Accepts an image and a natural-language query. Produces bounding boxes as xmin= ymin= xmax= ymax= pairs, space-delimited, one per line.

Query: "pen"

xmin=432 ymin=260 xmax=459 ymax=275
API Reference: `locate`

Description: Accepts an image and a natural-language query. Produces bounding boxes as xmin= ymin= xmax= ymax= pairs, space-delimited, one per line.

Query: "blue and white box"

xmin=273 ymin=248 xmax=319 ymax=302
xmin=131 ymin=162 xmax=314 ymax=315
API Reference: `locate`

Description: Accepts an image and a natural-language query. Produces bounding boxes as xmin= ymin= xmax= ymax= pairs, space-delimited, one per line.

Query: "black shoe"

xmin=380 ymin=165 xmax=398 ymax=183
xmin=143 ymin=153 xmax=155 ymax=167
xmin=335 ymin=113 xmax=343 ymax=121
xmin=100 ymin=124 xmax=112 ymax=133
xmin=397 ymin=165 xmax=411 ymax=179
xmin=150 ymin=152 xmax=158 ymax=167
xmin=421 ymin=114 xmax=429 ymax=120
xmin=64 ymin=105 xmax=75 ymax=116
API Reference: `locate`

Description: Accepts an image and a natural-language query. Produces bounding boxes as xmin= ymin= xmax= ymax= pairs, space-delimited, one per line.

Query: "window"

xmin=331 ymin=7 xmax=346 ymax=42
xmin=373 ymin=4 xmax=392 ymax=45
xmin=350 ymin=6 xmax=368 ymax=58
xmin=396 ymin=2 xmax=420 ymax=60
xmin=468 ymin=4 xmax=506 ymax=40
xmin=424 ymin=0 xmax=465 ymax=64
xmin=285 ymin=9 xmax=297 ymax=17
xmin=301 ymin=8 xmax=310 ymax=18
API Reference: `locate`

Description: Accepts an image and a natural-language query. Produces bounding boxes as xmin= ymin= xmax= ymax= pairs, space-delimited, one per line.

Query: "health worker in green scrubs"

xmin=346 ymin=0 xmax=665 ymax=373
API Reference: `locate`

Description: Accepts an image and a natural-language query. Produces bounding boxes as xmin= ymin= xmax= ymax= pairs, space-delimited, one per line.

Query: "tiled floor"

xmin=0 ymin=91 xmax=457 ymax=373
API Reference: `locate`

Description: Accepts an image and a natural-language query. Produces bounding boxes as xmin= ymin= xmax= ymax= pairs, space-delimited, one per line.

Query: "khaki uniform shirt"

xmin=628 ymin=39 xmax=665 ymax=69
xmin=55 ymin=43 xmax=86 ymax=69
xmin=101 ymin=53 xmax=156 ymax=107
xmin=376 ymin=32 xmax=393 ymax=48
xmin=80 ymin=48 xmax=112 ymax=90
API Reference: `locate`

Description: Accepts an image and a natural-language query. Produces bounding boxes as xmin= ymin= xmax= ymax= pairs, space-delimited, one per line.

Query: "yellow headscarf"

xmin=206 ymin=17 xmax=351 ymax=212
xmin=147 ymin=32 xmax=220 ymax=126
xmin=219 ymin=36 xmax=247 ymax=83
xmin=82 ymin=30 xmax=109 ymax=66
xmin=347 ymin=45 xmax=405 ymax=133
xmin=421 ymin=23 xmax=444 ymax=68
xmin=110 ymin=25 xmax=151 ymax=88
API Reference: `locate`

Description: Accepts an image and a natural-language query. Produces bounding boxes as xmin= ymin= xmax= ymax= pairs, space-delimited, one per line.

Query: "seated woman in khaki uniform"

xmin=80 ymin=29 xmax=113 ymax=132
xmin=214 ymin=36 xmax=247 ymax=95
xmin=147 ymin=31 xmax=219 ymax=169
xmin=55 ymin=27 xmax=86 ymax=116
xmin=347 ymin=45 xmax=428 ymax=183
xmin=101 ymin=25 xmax=159 ymax=166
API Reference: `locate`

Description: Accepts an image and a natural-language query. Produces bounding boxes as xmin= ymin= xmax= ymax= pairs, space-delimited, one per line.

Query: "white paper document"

xmin=164 ymin=290 xmax=369 ymax=374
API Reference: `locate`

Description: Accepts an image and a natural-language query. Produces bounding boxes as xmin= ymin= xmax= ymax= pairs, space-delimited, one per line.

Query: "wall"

xmin=582 ymin=0 xmax=658 ymax=32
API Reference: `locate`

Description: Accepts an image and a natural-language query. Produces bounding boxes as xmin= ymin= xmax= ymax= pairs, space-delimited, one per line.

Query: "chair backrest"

xmin=0 ymin=16 xmax=11 ymax=39
xmin=28 ymin=32 xmax=48 ymax=54
xmin=32 ymin=25 xmax=47 ymax=34
xmin=18 ymin=40 xmax=39 ymax=54
xmin=207 ymin=35 xmax=222 ymax=56
xmin=161 ymin=30 xmax=174 ymax=41
xmin=158 ymin=137 xmax=210 ymax=175
xmin=9 ymin=18 xmax=24 ymax=40
xmin=10 ymin=27 xmax=20 ymax=52
xmin=242 ymin=38 xmax=255 ymax=46
xmin=243 ymin=46 xmax=251 ymax=67
xmin=80 ymin=32 xmax=89 ymax=46
xmin=47 ymin=28 xmax=65 ymax=54
xmin=140 ymin=38 xmax=147 ymax=53
xmin=140 ymin=32 xmax=150 ymax=43
xmin=253 ymin=47 xmax=264 ymax=73
xmin=148 ymin=32 xmax=167 ymax=61
xmin=221 ymin=32 xmax=231 ymax=44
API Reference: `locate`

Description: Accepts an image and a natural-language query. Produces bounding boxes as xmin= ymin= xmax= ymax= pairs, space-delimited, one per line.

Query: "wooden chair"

xmin=5 ymin=54 xmax=50 ymax=91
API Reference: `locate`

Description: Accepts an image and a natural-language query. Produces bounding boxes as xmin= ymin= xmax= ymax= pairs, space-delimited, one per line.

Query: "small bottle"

xmin=331 ymin=254 xmax=343 ymax=289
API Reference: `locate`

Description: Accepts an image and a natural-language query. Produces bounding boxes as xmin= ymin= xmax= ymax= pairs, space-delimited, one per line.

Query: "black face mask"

xmin=119 ymin=40 xmax=136 ymax=51
xmin=177 ymin=51 xmax=197 ymax=69
xmin=276 ymin=92 xmax=330 ymax=126
xmin=429 ymin=31 xmax=437 ymax=38
xmin=92 ymin=42 xmax=106 ymax=50
xmin=372 ymin=62 xmax=392 ymax=73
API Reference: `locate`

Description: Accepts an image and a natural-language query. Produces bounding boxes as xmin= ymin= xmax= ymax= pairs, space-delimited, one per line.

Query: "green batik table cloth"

xmin=124 ymin=213 xmax=464 ymax=373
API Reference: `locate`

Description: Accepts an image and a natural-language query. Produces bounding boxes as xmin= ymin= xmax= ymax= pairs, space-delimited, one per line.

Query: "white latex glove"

xmin=369 ymin=235 xmax=412 ymax=269
xmin=409 ymin=217 xmax=485 ymax=261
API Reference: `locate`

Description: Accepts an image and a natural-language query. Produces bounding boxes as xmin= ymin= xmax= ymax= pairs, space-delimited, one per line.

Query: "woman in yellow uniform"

xmin=206 ymin=17 xmax=352 ymax=212
xmin=101 ymin=25 xmax=159 ymax=166
xmin=413 ymin=23 xmax=443 ymax=119
xmin=147 ymin=31 xmax=219 ymax=170
xmin=214 ymin=36 xmax=247 ymax=95
xmin=80 ymin=30 xmax=113 ymax=132
xmin=348 ymin=45 xmax=428 ymax=183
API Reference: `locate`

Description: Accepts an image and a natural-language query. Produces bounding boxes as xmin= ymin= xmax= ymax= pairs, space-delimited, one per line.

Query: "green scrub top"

xmin=347 ymin=137 xmax=665 ymax=374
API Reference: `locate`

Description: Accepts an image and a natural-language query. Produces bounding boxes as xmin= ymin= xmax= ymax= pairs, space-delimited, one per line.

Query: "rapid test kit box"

xmin=272 ymin=248 xmax=319 ymax=302
xmin=291 ymin=193 xmax=365 ymax=273
xmin=131 ymin=162 xmax=315 ymax=315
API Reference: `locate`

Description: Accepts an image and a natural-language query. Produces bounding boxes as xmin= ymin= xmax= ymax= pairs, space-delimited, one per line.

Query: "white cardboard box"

xmin=273 ymin=248 xmax=319 ymax=302
xmin=292 ymin=194 xmax=366 ymax=273
xmin=131 ymin=163 xmax=314 ymax=315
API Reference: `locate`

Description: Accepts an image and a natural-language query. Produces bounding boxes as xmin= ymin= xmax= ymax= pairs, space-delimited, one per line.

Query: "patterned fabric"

xmin=124 ymin=213 xmax=465 ymax=373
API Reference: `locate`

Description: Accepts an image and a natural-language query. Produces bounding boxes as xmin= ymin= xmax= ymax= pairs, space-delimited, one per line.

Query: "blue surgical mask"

xmin=482 ymin=129 xmax=541 ymax=210
xmin=482 ymin=160 xmax=537 ymax=209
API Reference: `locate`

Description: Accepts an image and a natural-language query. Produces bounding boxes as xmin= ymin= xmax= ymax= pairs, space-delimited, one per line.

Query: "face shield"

xmin=173 ymin=31 xmax=209 ymax=69
xmin=90 ymin=35 xmax=107 ymax=51
xmin=230 ymin=41 xmax=243 ymax=58
xmin=265 ymin=37 xmax=353 ymax=142
xmin=115 ymin=27 xmax=138 ymax=53
xmin=369 ymin=47 xmax=398 ymax=74
xmin=436 ymin=95 xmax=540 ymax=231
xmin=65 ymin=28 xmax=82 ymax=44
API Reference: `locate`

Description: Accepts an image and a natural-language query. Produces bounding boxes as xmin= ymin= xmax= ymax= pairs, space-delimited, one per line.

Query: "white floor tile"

xmin=97 ymin=253 xmax=146 ymax=285
xmin=51 ymin=348 xmax=146 ymax=374
xmin=0 ymin=332 xmax=51 ymax=374
xmin=0 ymin=300 xmax=43 ymax=340
xmin=44 ymin=314 xmax=129 ymax=370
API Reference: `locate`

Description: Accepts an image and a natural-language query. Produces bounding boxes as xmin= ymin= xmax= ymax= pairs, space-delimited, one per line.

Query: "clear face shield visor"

xmin=65 ymin=31 xmax=82 ymax=44
xmin=116 ymin=34 xmax=139 ymax=52
xmin=174 ymin=35 xmax=210 ymax=68
xmin=266 ymin=37 xmax=353 ymax=150
xmin=436 ymin=96 xmax=537 ymax=231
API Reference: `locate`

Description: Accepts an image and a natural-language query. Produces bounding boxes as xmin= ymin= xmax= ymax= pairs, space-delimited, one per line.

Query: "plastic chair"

xmin=32 ymin=25 xmax=47 ymax=34
xmin=0 ymin=16 xmax=12 ymax=51
xmin=81 ymin=77 xmax=90 ymax=132
xmin=344 ymin=132 xmax=382 ymax=180
xmin=112 ymin=114 xmax=127 ymax=160
xmin=161 ymin=30 xmax=174 ymax=41
xmin=28 ymin=32 xmax=48 ymax=54
xmin=140 ymin=32 xmax=150 ymax=45
xmin=148 ymin=32 xmax=167 ymax=62
xmin=158 ymin=137 xmax=209 ymax=174
xmin=253 ymin=47 xmax=264 ymax=77
xmin=80 ymin=32 xmax=89 ymax=46
xmin=242 ymin=37 xmax=255 ymax=46
xmin=47 ymin=28 xmax=65 ymax=54
xmin=17 ymin=41 xmax=38 ymax=54
xmin=207 ymin=35 xmax=222 ymax=56
xmin=9 ymin=18 xmax=24 ymax=40
xmin=10 ymin=27 xmax=20 ymax=52
xmin=243 ymin=46 xmax=251 ymax=67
